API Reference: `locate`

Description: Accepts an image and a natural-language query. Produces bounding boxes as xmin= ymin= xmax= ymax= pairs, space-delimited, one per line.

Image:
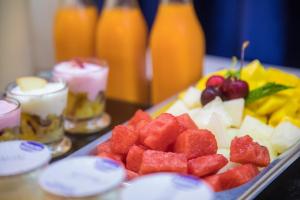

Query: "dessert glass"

xmin=6 ymin=79 xmax=71 ymax=157
xmin=53 ymin=59 xmax=110 ymax=134
xmin=0 ymin=97 xmax=21 ymax=141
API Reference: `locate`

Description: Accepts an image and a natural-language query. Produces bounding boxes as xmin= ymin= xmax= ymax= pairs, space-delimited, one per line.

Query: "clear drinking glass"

xmin=0 ymin=97 xmax=21 ymax=141
xmin=52 ymin=59 xmax=110 ymax=134
xmin=6 ymin=79 xmax=71 ymax=157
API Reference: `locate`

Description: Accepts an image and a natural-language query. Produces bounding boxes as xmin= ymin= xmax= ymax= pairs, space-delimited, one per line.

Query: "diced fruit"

xmin=176 ymin=113 xmax=198 ymax=132
xmin=166 ymin=100 xmax=189 ymax=116
xmin=223 ymin=164 xmax=259 ymax=190
xmin=266 ymin=67 xmax=300 ymax=87
xmin=97 ymin=152 xmax=124 ymax=166
xmin=241 ymin=60 xmax=266 ymax=89
xmin=220 ymin=78 xmax=249 ymax=100
xmin=204 ymin=174 xmax=222 ymax=192
xmin=96 ymin=140 xmax=112 ymax=154
xmin=230 ymin=135 xmax=270 ymax=167
xmin=256 ymin=95 xmax=286 ymax=115
xmin=141 ymin=113 xmax=181 ymax=151
xmin=180 ymin=87 xmax=202 ymax=108
xmin=17 ymin=76 xmax=47 ymax=91
xmin=139 ymin=150 xmax=187 ymax=174
xmin=240 ymin=115 xmax=273 ymax=141
xmin=174 ymin=129 xmax=217 ymax=159
xmin=111 ymin=125 xmax=138 ymax=154
xmin=206 ymin=75 xmax=225 ymax=88
xmin=188 ymin=154 xmax=228 ymax=177
xmin=269 ymin=99 xmax=298 ymax=127
xmin=126 ymin=170 xmax=139 ymax=181
xmin=191 ymin=97 xmax=233 ymax=129
xmin=271 ymin=121 xmax=300 ymax=154
xmin=223 ymin=98 xmax=245 ymax=127
xmin=202 ymin=113 xmax=231 ymax=148
xmin=128 ymin=110 xmax=151 ymax=128
xmin=204 ymin=164 xmax=259 ymax=191
xmin=201 ymin=87 xmax=222 ymax=106
xmin=126 ymin=145 xmax=146 ymax=172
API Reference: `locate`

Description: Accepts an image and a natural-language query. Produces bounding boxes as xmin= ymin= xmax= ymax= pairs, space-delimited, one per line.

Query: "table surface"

xmin=55 ymin=56 xmax=300 ymax=200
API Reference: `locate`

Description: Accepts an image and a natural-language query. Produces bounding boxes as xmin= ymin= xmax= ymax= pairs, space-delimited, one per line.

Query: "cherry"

xmin=221 ymin=78 xmax=249 ymax=100
xmin=206 ymin=75 xmax=225 ymax=88
xmin=201 ymin=87 xmax=223 ymax=106
xmin=71 ymin=58 xmax=85 ymax=68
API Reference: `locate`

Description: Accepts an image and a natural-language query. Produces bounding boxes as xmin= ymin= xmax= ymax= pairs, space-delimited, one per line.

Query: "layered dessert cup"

xmin=6 ymin=77 xmax=71 ymax=157
xmin=0 ymin=97 xmax=21 ymax=141
xmin=53 ymin=59 xmax=110 ymax=134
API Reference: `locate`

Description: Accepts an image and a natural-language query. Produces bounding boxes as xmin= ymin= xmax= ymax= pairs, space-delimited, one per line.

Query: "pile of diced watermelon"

xmin=95 ymin=110 xmax=271 ymax=192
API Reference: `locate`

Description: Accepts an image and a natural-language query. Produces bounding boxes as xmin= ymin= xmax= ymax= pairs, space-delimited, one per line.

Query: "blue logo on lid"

xmin=95 ymin=158 xmax=120 ymax=171
xmin=20 ymin=141 xmax=44 ymax=152
xmin=172 ymin=175 xmax=201 ymax=190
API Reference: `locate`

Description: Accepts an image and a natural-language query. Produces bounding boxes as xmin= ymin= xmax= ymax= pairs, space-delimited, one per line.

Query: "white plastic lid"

xmin=39 ymin=156 xmax=125 ymax=198
xmin=0 ymin=140 xmax=51 ymax=176
xmin=121 ymin=173 xmax=214 ymax=200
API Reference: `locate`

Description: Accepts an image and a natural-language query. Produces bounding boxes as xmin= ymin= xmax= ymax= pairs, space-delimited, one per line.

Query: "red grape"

xmin=221 ymin=78 xmax=249 ymax=100
xmin=201 ymin=87 xmax=223 ymax=106
xmin=206 ymin=75 xmax=225 ymax=88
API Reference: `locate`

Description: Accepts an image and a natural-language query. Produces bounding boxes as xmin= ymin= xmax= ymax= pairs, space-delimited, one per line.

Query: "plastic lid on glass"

xmin=0 ymin=140 xmax=51 ymax=176
xmin=121 ymin=173 xmax=214 ymax=200
xmin=39 ymin=156 xmax=125 ymax=198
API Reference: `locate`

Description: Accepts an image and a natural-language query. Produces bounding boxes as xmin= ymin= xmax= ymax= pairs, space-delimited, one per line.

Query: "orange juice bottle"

xmin=150 ymin=0 xmax=205 ymax=104
xmin=96 ymin=0 xmax=149 ymax=104
xmin=54 ymin=0 xmax=97 ymax=62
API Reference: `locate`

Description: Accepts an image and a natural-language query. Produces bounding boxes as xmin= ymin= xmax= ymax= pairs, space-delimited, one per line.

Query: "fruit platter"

xmin=69 ymin=60 xmax=300 ymax=199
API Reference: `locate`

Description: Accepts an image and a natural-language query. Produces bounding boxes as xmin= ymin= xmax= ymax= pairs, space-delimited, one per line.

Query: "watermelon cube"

xmin=174 ymin=129 xmax=218 ymax=159
xmin=188 ymin=154 xmax=228 ymax=177
xmin=126 ymin=145 xmax=146 ymax=172
xmin=96 ymin=140 xmax=112 ymax=154
xmin=204 ymin=164 xmax=259 ymax=191
xmin=219 ymin=164 xmax=259 ymax=190
xmin=126 ymin=170 xmax=139 ymax=181
xmin=230 ymin=135 xmax=270 ymax=167
xmin=139 ymin=150 xmax=187 ymax=174
xmin=128 ymin=109 xmax=152 ymax=128
xmin=176 ymin=113 xmax=198 ymax=132
xmin=204 ymin=174 xmax=222 ymax=192
xmin=111 ymin=125 xmax=139 ymax=154
xmin=141 ymin=113 xmax=181 ymax=151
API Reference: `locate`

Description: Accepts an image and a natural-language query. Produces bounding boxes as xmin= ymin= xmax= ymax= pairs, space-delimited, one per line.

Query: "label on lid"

xmin=121 ymin=173 xmax=214 ymax=200
xmin=0 ymin=140 xmax=51 ymax=176
xmin=39 ymin=157 xmax=125 ymax=198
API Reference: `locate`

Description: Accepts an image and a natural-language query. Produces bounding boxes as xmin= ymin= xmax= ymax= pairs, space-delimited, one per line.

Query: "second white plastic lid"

xmin=121 ymin=173 xmax=214 ymax=200
xmin=0 ymin=140 xmax=51 ymax=176
xmin=39 ymin=156 xmax=125 ymax=198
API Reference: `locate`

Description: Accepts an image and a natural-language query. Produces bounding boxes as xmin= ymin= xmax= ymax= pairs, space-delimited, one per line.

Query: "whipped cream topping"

xmin=11 ymin=82 xmax=65 ymax=96
xmin=53 ymin=61 xmax=109 ymax=101
xmin=7 ymin=82 xmax=68 ymax=119
xmin=54 ymin=62 xmax=103 ymax=74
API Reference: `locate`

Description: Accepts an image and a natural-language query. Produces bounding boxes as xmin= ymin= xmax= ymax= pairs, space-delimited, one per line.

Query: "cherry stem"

xmin=72 ymin=58 xmax=85 ymax=68
xmin=239 ymin=41 xmax=250 ymax=71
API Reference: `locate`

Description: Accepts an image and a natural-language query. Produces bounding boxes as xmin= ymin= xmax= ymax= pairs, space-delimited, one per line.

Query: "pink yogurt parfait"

xmin=0 ymin=97 xmax=21 ymax=141
xmin=53 ymin=59 xmax=110 ymax=134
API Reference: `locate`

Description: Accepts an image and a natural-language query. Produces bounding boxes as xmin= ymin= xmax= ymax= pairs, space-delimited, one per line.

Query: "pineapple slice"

xmin=17 ymin=76 xmax=47 ymax=91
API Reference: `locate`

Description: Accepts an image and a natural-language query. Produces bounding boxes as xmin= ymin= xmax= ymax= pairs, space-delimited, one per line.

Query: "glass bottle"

xmin=150 ymin=0 xmax=205 ymax=103
xmin=96 ymin=0 xmax=149 ymax=104
xmin=53 ymin=0 xmax=98 ymax=62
